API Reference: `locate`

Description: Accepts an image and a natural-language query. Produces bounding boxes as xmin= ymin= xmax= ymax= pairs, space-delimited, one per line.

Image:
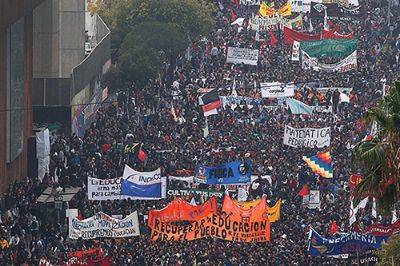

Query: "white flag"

xmin=291 ymin=41 xmax=300 ymax=61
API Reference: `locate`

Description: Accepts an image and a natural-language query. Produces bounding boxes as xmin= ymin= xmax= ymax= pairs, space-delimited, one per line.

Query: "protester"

xmin=0 ymin=0 xmax=399 ymax=265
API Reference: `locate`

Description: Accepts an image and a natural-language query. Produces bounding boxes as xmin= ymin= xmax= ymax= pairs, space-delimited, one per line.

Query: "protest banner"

xmin=300 ymin=38 xmax=357 ymax=58
xmin=292 ymin=40 xmax=300 ymax=61
xmin=121 ymin=165 xmax=167 ymax=200
xmin=260 ymin=82 xmax=296 ymax=98
xmin=69 ymin=211 xmax=140 ymax=240
xmin=168 ymin=176 xmax=194 ymax=183
xmin=68 ymin=248 xmax=102 ymax=258
xmin=353 ymin=220 xmax=400 ymax=236
xmin=167 ymin=188 xmax=224 ymax=198
xmin=250 ymin=14 xmax=282 ymax=31
xmin=303 ymin=190 xmax=321 ymax=209
xmin=222 ymin=195 xmax=267 ymax=221
xmin=308 ymin=228 xmax=388 ymax=256
xmin=239 ymin=0 xmax=262 ymax=5
xmin=302 ymin=50 xmax=357 ymax=73
xmin=148 ymin=197 xmax=217 ymax=226
xmin=226 ymin=47 xmax=259 ymax=66
xmin=88 ymin=177 xmax=128 ymax=201
xmin=149 ymin=213 xmax=270 ymax=242
xmin=348 ymin=250 xmax=379 ymax=266
xmin=283 ymin=27 xmax=321 ymax=45
xmin=311 ymin=2 xmax=340 ymax=18
xmin=194 ymin=161 xmax=251 ymax=184
xmin=283 ymin=125 xmax=331 ymax=148
xmin=220 ymin=96 xmax=262 ymax=109
xmin=233 ymin=198 xmax=281 ymax=222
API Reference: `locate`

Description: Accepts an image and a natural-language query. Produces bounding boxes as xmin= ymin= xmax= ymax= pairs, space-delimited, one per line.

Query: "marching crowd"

xmin=1 ymin=0 xmax=400 ymax=265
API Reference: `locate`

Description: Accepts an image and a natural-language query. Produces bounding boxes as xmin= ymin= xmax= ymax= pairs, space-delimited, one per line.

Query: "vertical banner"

xmin=292 ymin=40 xmax=300 ymax=61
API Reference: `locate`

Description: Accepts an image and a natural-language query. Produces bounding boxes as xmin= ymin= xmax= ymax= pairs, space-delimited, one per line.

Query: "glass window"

xmin=6 ymin=17 xmax=25 ymax=162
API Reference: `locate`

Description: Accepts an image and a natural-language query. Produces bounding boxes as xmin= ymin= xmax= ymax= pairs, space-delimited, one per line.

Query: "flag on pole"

xmin=286 ymin=98 xmax=313 ymax=116
xmin=269 ymin=31 xmax=276 ymax=47
xmin=298 ymin=185 xmax=309 ymax=196
xmin=259 ymin=2 xmax=276 ymax=17
xmin=329 ymin=220 xmax=339 ymax=236
xmin=170 ymin=105 xmax=178 ymax=123
xmin=230 ymin=8 xmax=236 ymax=22
xmin=200 ymin=90 xmax=221 ymax=117
xmin=302 ymin=152 xmax=333 ymax=178
xmin=277 ymin=1 xmax=291 ymax=17
xmin=138 ymin=146 xmax=147 ymax=162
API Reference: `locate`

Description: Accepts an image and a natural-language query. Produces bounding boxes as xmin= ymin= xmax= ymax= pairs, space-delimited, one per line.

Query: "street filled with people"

xmin=1 ymin=0 xmax=400 ymax=265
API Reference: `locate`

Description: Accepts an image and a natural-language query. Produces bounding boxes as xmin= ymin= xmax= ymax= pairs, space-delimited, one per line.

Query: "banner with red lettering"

xmin=148 ymin=197 xmax=217 ymax=226
xmin=354 ymin=220 xmax=400 ymax=236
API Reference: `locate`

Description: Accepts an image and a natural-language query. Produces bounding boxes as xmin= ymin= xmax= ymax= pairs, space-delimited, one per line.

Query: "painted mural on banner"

xmin=69 ymin=211 xmax=140 ymax=240
xmin=226 ymin=47 xmax=259 ymax=66
xmin=121 ymin=165 xmax=167 ymax=200
xmin=194 ymin=161 xmax=251 ymax=184
xmin=167 ymin=188 xmax=224 ymax=198
xmin=302 ymin=50 xmax=357 ymax=73
xmin=353 ymin=220 xmax=400 ymax=236
xmin=149 ymin=213 xmax=270 ymax=242
xmin=260 ymin=82 xmax=296 ymax=98
xmin=308 ymin=228 xmax=388 ymax=256
xmin=148 ymin=197 xmax=217 ymax=226
xmin=283 ymin=125 xmax=331 ymax=148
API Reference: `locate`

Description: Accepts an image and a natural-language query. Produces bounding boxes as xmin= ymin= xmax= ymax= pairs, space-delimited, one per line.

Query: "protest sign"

xmin=292 ymin=40 xmax=300 ymax=61
xmin=308 ymin=228 xmax=388 ymax=256
xmin=88 ymin=177 xmax=127 ymax=201
xmin=149 ymin=213 xmax=270 ymax=242
xmin=148 ymin=197 xmax=217 ymax=226
xmin=250 ymin=14 xmax=282 ymax=31
xmin=69 ymin=211 xmax=140 ymax=240
xmin=300 ymin=38 xmax=357 ymax=58
xmin=226 ymin=47 xmax=259 ymax=66
xmin=348 ymin=250 xmax=379 ymax=266
xmin=303 ymin=190 xmax=321 ymax=209
xmin=121 ymin=165 xmax=166 ymax=200
xmin=168 ymin=176 xmax=194 ymax=183
xmin=353 ymin=220 xmax=400 ymax=236
xmin=167 ymin=188 xmax=224 ymax=198
xmin=194 ymin=161 xmax=251 ymax=184
xmin=260 ymin=82 xmax=296 ymax=98
xmin=283 ymin=125 xmax=331 ymax=148
xmin=302 ymin=50 xmax=357 ymax=73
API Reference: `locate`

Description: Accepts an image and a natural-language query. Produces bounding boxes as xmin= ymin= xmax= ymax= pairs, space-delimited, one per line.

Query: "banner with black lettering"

xmin=283 ymin=125 xmax=331 ymax=148
xmin=69 ymin=211 xmax=140 ymax=239
xmin=260 ymin=82 xmax=296 ymax=98
xmin=348 ymin=250 xmax=379 ymax=265
xmin=88 ymin=177 xmax=128 ymax=201
xmin=226 ymin=47 xmax=259 ymax=66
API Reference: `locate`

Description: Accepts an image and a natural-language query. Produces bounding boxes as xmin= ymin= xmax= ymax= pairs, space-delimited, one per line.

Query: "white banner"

xmin=168 ymin=176 xmax=194 ymax=183
xmin=88 ymin=177 xmax=129 ymax=201
xmin=302 ymin=190 xmax=321 ymax=209
xmin=250 ymin=14 xmax=303 ymax=31
xmin=292 ymin=41 xmax=300 ymax=61
xmin=226 ymin=47 xmax=259 ymax=66
xmin=69 ymin=211 xmax=140 ymax=239
xmin=239 ymin=0 xmax=262 ymax=5
xmin=302 ymin=50 xmax=357 ymax=73
xmin=283 ymin=125 xmax=331 ymax=148
xmin=260 ymin=82 xmax=296 ymax=98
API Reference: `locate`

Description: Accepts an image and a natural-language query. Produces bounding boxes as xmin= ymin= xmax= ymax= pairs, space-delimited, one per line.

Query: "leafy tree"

xmin=352 ymin=81 xmax=400 ymax=215
xmin=376 ymin=235 xmax=400 ymax=266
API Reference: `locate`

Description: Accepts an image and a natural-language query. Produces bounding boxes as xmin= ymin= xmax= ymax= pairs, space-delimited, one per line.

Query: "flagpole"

xmin=356 ymin=249 xmax=360 ymax=266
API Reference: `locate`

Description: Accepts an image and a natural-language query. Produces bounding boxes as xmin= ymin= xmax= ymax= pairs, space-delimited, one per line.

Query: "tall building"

xmin=0 ymin=0 xmax=110 ymax=195
xmin=0 ymin=0 xmax=46 ymax=194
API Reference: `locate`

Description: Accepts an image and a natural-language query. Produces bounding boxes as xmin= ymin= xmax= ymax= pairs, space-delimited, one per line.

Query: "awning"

xmin=36 ymin=187 xmax=82 ymax=203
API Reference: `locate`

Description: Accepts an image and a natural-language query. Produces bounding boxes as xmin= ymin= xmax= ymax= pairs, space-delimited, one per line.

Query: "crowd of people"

xmin=1 ymin=0 xmax=400 ymax=265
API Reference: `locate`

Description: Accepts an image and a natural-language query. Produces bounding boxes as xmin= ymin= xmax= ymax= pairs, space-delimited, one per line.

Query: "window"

xmin=6 ymin=17 xmax=25 ymax=162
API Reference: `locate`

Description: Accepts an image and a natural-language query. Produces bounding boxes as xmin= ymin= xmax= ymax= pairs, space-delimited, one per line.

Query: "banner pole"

xmin=356 ymin=249 xmax=360 ymax=266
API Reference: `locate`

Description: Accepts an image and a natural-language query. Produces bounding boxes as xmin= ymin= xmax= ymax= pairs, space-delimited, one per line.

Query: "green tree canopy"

xmin=377 ymin=235 xmax=400 ymax=266
xmin=352 ymin=81 xmax=400 ymax=215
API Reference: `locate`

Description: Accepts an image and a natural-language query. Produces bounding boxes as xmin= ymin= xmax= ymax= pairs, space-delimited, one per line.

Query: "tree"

xmin=352 ymin=81 xmax=400 ymax=215
xmin=377 ymin=235 xmax=400 ymax=266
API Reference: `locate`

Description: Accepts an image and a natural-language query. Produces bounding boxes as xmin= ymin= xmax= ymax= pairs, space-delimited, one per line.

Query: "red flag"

xmin=349 ymin=174 xmax=364 ymax=189
xmin=298 ymin=185 xmax=309 ymax=196
xmin=329 ymin=220 xmax=339 ymax=236
xmin=87 ymin=256 xmax=110 ymax=266
xmin=230 ymin=8 xmax=236 ymax=22
xmin=138 ymin=147 xmax=147 ymax=162
xmin=269 ymin=31 xmax=276 ymax=47
xmin=233 ymin=0 xmax=239 ymax=8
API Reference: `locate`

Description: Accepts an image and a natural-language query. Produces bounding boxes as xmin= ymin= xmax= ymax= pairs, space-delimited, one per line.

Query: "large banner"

xmin=149 ymin=213 xmax=270 ymax=242
xmin=302 ymin=50 xmax=357 ymax=73
xmin=260 ymin=82 xmax=296 ymax=98
xmin=167 ymin=188 xmax=224 ymax=198
xmin=121 ymin=165 xmax=166 ymax=200
xmin=194 ymin=161 xmax=251 ymax=184
xmin=283 ymin=125 xmax=331 ymax=148
xmin=283 ymin=27 xmax=321 ymax=45
xmin=223 ymin=195 xmax=267 ymax=221
xmin=220 ymin=96 xmax=262 ymax=109
xmin=69 ymin=211 xmax=140 ymax=239
xmin=354 ymin=220 xmax=400 ymax=236
xmin=148 ymin=197 xmax=217 ymax=226
xmin=226 ymin=47 xmax=259 ymax=66
xmin=250 ymin=14 xmax=282 ymax=31
xmin=300 ymin=38 xmax=357 ymax=58
xmin=88 ymin=177 xmax=128 ymax=201
xmin=308 ymin=228 xmax=388 ymax=256
xmin=348 ymin=250 xmax=380 ymax=266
